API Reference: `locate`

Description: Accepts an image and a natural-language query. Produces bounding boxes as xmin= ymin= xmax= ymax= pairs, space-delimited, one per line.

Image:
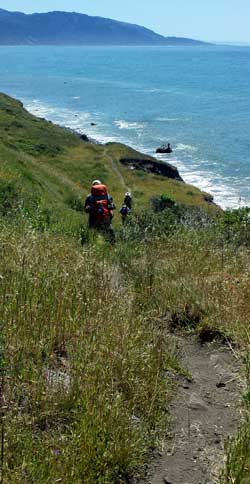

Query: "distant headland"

xmin=0 ymin=9 xmax=210 ymax=46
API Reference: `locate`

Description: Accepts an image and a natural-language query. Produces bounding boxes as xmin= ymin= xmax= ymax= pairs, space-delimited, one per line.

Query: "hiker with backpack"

xmin=119 ymin=192 xmax=132 ymax=225
xmin=84 ymin=180 xmax=116 ymax=242
xmin=124 ymin=192 xmax=132 ymax=210
xmin=120 ymin=204 xmax=131 ymax=225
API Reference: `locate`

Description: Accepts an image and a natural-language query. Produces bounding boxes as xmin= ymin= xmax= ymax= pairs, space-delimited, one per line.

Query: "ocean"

xmin=1 ymin=44 xmax=250 ymax=208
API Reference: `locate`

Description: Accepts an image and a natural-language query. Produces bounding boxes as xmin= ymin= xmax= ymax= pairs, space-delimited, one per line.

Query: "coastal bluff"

xmin=0 ymin=92 xmax=217 ymax=219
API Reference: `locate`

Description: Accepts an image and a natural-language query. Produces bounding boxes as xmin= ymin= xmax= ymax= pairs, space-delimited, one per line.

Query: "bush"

xmin=151 ymin=194 xmax=176 ymax=213
xmin=66 ymin=194 xmax=85 ymax=213
xmin=118 ymin=209 xmax=177 ymax=242
xmin=20 ymin=197 xmax=52 ymax=231
xmin=0 ymin=181 xmax=20 ymax=215
xmin=219 ymin=207 xmax=250 ymax=246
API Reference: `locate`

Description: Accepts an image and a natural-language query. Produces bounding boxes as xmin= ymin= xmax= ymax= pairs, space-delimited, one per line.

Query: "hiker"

xmin=84 ymin=180 xmax=116 ymax=242
xmin=120 ymin=191 xmax=132 ymax=224
xmin=124 ymin=192 xmax=132 ymax=210
xmin=120 ymin=204 xmax=131 ymax=225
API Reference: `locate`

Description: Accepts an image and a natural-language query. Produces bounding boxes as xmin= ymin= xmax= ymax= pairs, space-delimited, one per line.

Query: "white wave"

xmin=26 ymin=101 xmax=57 ymax=117
xmin=154 ymin=151 xmax=249 ymax=209
xmin=25 ymin=99 xmax=92 ymax=125
xmin=134 ymin=87 xmax=179 ymax=94
xmin=25 ymin=99 xmax=119 ymax=144
xmin=155 ymin=117 xmax=188 ymax=122
xmin=141 ymin=88 xmax=164 ymax=93
xmin=114 ymin=120 xmax=145 ymax=130
xmin=172 ymin=162 xmax=248 ymax=209
xmin=72 ymin=96 xmax=80 ymax=100
xmin=92 ymin=133 xmax=119 ymax=144
xmin=175 ymin=143 xmax=198 ymax=152
xmin=134 ymin=88 xmax=163 ymax=94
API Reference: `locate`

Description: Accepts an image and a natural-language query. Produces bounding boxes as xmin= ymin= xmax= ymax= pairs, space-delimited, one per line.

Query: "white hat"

xmin=92 ymin=179 xmax=101 ymax=185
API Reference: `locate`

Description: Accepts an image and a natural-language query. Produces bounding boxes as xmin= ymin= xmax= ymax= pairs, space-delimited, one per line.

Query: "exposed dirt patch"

xmin=148 ymin=336 xmax=242 ymax=484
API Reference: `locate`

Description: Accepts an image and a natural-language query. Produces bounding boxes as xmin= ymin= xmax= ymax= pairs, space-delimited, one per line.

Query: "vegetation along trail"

xmin=2 ymin=92 xmax=250 ymax=483
xmin=148 ymin=335 xmax=242 ymax=484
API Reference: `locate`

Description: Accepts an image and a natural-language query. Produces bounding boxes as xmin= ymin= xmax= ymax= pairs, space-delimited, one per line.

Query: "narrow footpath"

xmin=103 ymin=147 xmax=128 ymax=190
xmin=148 ymin=336 xmax=242 ymax=484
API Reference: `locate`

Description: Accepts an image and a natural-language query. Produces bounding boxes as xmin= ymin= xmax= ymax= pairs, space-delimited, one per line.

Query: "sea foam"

xmin=115 ymin=120 xmax=145 ymax=130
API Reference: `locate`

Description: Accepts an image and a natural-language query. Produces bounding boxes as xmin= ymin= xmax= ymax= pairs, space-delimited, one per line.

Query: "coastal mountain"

xmin=0 ymin=9 xmax=207 ymax=46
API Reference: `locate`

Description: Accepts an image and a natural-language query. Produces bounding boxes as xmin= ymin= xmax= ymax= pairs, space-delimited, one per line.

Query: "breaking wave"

xmin=114 ymin=120 xmax=145 ymax=130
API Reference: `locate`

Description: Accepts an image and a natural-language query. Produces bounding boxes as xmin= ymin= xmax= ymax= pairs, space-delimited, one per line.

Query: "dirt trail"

xmin=148 ymin=336 xmax=242 ymax=484
xmin=103 ymin=147 xmax=129 ymax=191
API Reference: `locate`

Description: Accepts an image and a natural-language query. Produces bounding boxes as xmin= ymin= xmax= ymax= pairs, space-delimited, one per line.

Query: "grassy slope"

xmin=0 ymin=92 xmax=217 ymax=229
xmin=1 ymin=93 xmax=250 ymax=483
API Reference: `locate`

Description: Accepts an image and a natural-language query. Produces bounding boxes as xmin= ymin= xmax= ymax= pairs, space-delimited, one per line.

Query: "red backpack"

xmin=90 ymin=184 xmax=111 ymax=220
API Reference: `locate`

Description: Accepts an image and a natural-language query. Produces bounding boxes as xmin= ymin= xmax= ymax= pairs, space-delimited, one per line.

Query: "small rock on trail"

xmin=148 ymin=336 xmax=242 ymax=484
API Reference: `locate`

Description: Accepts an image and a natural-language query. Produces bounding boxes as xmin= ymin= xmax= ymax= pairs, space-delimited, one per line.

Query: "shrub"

xmin=66 ymin=194 xmax=85 ymax=213
xmin=151 ymin=194 xmax=176 ymax=213
xmin=0 ymin=181 xmax=20 ymax=215
xmin=219 ymin=207 xmax=250 ymax=246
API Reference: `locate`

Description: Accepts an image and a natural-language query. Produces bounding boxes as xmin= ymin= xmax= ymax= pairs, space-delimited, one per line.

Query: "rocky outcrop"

xmin=79 ymin=133 xmax=89 ymax=142
xmin=156 ymin=144 xmax=173 ymax=154
xmin=203 ymin=193 xmax=214 ymax=204
xmin=120 ymin=157 xmax=183 ymax=181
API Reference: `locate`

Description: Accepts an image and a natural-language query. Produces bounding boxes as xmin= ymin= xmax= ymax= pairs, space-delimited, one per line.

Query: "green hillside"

xmin=0 ymin=92 xmax=217 ymax=231
xmin=1 ymin=93 xmax=250 ymax=483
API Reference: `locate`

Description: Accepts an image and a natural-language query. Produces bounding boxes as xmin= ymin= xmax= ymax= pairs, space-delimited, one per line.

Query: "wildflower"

xmin=53 ymin=449 xmax=61 ymax=456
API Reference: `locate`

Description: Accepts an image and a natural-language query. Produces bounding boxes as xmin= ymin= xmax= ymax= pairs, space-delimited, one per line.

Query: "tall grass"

xmin=219 ymin=352 xmax=250 ymax=484
xmin=1 ymin=206 xmax=250 ymax=482
xmin=1 ymin=220 xmax=178 ymax=483
xmin=2 ymin=92 xmax=250 ymax=480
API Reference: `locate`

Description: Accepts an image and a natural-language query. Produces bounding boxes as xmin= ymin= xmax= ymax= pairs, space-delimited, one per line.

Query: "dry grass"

xmin=1 ymin=93 xmax=250 ymax=482
xmin=1 ymin=213 xmax=250 ymax=481
xmin=1 ymin=222 xmax=179 ymax=483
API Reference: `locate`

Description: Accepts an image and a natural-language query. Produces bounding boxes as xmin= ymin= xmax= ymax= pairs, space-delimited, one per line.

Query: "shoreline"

xmin=24 ymin=99 xmax=248 ymax=211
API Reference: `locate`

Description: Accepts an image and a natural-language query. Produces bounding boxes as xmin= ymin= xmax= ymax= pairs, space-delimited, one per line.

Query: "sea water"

xmin=1 ymin=44 xmax=250 ymax=208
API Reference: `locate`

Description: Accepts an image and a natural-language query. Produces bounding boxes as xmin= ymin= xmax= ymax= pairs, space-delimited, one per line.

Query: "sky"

xmin=1 ymin=0 xmax=250 ymax=43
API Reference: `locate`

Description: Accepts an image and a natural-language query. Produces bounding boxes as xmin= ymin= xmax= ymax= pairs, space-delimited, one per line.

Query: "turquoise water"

xmin=1 ymin=45 xmax=250 ymax=208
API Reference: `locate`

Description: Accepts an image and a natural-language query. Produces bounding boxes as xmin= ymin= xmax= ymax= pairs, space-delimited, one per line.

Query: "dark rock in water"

xmin=120 ymin=157 xmax=183 ymax=181
xmin=203 ymin=193 xmax=214 ymax=204
xmin=156 ymin=144 xmax=173 ymax=154
xmin=79 ymin=133 xmax=89 ymax=142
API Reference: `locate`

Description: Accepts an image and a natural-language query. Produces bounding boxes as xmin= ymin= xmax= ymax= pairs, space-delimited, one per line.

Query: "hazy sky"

xmin=1 ymin=0 xmax=250 ymax=42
